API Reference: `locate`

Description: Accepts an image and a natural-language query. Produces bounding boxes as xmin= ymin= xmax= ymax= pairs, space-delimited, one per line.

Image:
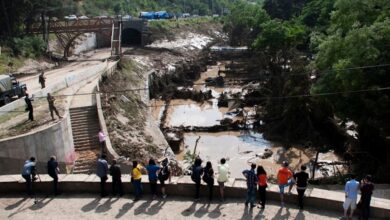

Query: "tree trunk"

xmin=312 ymin=150 xmax=320 ymax=179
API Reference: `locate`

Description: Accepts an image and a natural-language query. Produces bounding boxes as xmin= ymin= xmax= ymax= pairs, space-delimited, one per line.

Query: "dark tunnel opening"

xmin=122 ymin=28 xmax=142 ymax=45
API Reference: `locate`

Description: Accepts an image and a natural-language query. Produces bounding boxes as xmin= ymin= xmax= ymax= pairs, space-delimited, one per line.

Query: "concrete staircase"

xmin=70 ymin=106 xmax=100 ymax=174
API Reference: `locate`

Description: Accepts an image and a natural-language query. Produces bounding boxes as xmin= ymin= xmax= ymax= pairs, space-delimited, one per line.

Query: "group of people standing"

xmin=23 ymin=71 xmax=62 ymax=122
xmin=96 ymin=155 xmax=171 ymax=201
xmin=20 ymin=155 xmax=375 ymax=219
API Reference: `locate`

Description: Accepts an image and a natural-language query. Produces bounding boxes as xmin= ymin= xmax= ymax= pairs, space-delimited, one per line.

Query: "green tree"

xmin=312 ymin=0 xmax=390 ymax=181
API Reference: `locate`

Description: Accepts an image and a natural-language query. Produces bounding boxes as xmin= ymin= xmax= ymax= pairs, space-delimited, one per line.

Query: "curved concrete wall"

xmin=0 ymin=117 xmax=75 ymax=174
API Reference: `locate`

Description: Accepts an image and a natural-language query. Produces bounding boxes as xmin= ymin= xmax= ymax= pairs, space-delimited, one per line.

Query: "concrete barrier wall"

xmin=0 ymin=60 xmax=114 ymax=175
xmin=0 ymin=174 xmax=388 ymax=219
xmin=0 ymin=61 xmax=108 ymax=117
xmin=0 ymin=118 xmax=74 ymax=174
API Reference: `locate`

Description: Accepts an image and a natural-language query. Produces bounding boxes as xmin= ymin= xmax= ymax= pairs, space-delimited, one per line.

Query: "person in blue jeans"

xmin=21 ymin=157 xmax=36 ymax=196
xmin=131 ymin=161 xmax=144 ymax=201
xmin=242 ymin=163 xmax=258 ymax=208
xmin=146 ymin=158 xmax=161 ymax=200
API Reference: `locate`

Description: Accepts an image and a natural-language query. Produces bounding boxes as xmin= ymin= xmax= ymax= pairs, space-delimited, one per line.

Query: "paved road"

xmin=0 ymin=194 xmax=354 ymax=220
xmin=18 ymin=49 xmax=111 ymax=95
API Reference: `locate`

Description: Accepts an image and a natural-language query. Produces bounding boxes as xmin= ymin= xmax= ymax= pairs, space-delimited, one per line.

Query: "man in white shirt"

xmin=217 ymin=158 xmax=229 ymax=201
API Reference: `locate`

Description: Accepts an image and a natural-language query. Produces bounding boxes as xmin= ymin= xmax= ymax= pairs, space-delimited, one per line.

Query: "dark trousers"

xmin=258 ymin=186 xmax=266 ymax=207
xmin=150 ymin=180 xmax=157 ymax=195
xmin=99 ymin=141 xmax=106 ymax=155
xmin=195 ymin=180 xmax=201 ymax=199
xmin=22 ymin=175 xmax=32 ymax=195
xmin=40 ymin=82 xmax=45 ymax=89
xmin=297 ymin=189 xmax=306 ymax=209
xmin=112 ymin=178 xmax=123 ymax=196
xmin=49 ymin=174 xmax=58 ymax=194
xmin=207 ymin=181 xmax=214 ymax=201
xmin=361 ymin=197 xmax=371 ymax=220
xmin=100 ymin=176 xmax=108 ymax=196
xmin=132 ymin=179 xmax=142 ymax=198
xmin=246 ymin=186 xmax=256 ymax=205
xmin=28 ymin=108 xmax=34 ymax=121
xmin=49 ymin=106 xmax=60 ymax=119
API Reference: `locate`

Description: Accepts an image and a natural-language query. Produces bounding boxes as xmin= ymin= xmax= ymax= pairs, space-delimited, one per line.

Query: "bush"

xmin=10 ymin=36 xmax=46 ymax=58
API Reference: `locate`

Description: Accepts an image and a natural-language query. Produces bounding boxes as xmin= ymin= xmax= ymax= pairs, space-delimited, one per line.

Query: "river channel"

xmin=152 ymin=59 xmax=342 ymax=179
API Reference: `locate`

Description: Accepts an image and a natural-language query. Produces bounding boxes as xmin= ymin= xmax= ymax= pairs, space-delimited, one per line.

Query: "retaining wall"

xmin=0 ymin=174 xmax=388 ymax=219
xmin=0 ymin=61 xmax=115 ymax=174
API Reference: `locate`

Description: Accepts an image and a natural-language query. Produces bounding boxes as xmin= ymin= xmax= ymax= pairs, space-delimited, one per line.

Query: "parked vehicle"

xmin=64 ymin=15 xmax=77 ymax=20
xmin=79 ymin=15 xmax=89 ymax=19
xmin=0 ymin=75 xmax=27 ymax=106
xmin=139 ymin=11 xmax=174 ymax=20
xmin=122 ymin=15 xmax=132 ymax=20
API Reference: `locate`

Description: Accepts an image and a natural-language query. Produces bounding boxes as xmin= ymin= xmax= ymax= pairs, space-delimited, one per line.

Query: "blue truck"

xmin=139 ymin=11 xmax=174 ymax=20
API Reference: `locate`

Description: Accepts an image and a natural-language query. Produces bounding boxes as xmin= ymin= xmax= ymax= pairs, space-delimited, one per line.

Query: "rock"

xmin=261 ymin=148 xmax=273 ymax=159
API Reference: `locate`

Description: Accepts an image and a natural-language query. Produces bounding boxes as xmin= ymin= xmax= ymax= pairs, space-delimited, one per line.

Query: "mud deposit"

xmin=152 ymin=49 xmax=344 ymax=179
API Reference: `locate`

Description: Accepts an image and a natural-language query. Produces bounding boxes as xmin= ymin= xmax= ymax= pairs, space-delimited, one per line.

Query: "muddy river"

xmin=152 ymin=60 xmax=344 ymax=179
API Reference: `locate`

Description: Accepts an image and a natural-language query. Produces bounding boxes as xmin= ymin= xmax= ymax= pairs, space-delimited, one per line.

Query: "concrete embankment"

xmin=0 ymin=174 xmax=388 ymax=219
xmin=0 ymin=61 xmax=117 ymax=174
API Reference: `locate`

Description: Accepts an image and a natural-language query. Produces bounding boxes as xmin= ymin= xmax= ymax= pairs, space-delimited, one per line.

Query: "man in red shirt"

xmin=277 ymin=161 xmax=294 ymax=207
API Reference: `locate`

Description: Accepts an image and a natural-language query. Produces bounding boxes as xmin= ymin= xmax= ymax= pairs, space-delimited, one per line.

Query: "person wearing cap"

xmin=277 ymin=161 xmax=294 ymax=207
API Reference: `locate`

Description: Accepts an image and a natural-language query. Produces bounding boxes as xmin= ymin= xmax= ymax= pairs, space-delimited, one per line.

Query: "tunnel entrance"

xmin=122 ymin=28 xmax=142 ymax=45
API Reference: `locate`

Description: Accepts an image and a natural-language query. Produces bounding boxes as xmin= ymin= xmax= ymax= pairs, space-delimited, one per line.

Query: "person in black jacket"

xmin=24 ymin=93 xmax=34 ymax=121
xmin=109 ymin=159 xmax=123 ymax=196
xmin=47 ymin=156 xmax=60 ymax=195
xmin=293 ymin=165 xmax=309 ymax=209
xmin=191 ymin=157 xmax=203 ymax=201
xmin=202 ymin=161 xmax=214 ymax=202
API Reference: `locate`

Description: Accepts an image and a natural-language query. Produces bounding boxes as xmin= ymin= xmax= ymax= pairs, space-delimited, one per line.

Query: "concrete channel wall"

xmin=0 ymin=61 xmax=114 ymax=174
xmin=0 ymin=174 xmax=388 ymax=219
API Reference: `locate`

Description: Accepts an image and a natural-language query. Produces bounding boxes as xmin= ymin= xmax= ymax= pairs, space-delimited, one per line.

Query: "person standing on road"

xmin=243 ymin=163 xmax=258 ymax=208
xmin=98 ymin=130 xmax=106 ymax=155
xmin=109 ymin=159 xmax=123 ymax=197
xmin=257 ymin=165 xmax=268 ymax=209
xmin=131 ymin=160 xmax=144 ymax=201
xmin=191 ymin=157 xmax=203 ymax=201
xmin=277 ymin=161 xmax=294 ymax=207
xmin=97 ymin=154 xmax=109 ymax=197
xmin=217 ymin=158 xmax=229 ymax=202
xmin=359 ymin=175 xmax=374 ymax=220
xmin=158 ymin=158 xmax=171 ymax=199
xmin=146 ymin=158 xmax=161 ymax=200
xmin=39 ymin=71 xmax=46 ymax=89
xmin=343 ymin=174 xmax=360 ymax=219
xmin=21 ymin=157 xmax=36 ymax=196
xmin=202 ymin=161 xmax=215 ymax=202
xmin=47 ymin=156 xmax=60 ymax=195
xmin=47 ymin=93 xmax=62 ymax=120
xmin=24 ymin=93 xmax=34 ymax=121
xmin=293 ymin=165 xmax=309 ymax=210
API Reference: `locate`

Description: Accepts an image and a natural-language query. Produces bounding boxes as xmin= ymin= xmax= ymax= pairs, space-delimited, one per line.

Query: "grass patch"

xmin=0 ymin=51 xmax=26 ymax=74
xmin=149 ymin=17 xmax=217 ymax=33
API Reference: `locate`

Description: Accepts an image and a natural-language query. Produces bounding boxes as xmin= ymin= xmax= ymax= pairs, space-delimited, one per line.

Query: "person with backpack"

xmin=257 ymin=165 xmax=268 ymax=209
xmin=146 ymin=158 xmax=160 ymax=200
xmin=131 ymin=160 xmax=144 ymax=201
xmin=203 ymin=161 xmax=215 ymax=202
xmin=191 ymin=157 xmax=203 ymax=201
xmin=217 ymin=158 xmax=229 ymax=202
xmin=158 ymin=158 xmax=171 ymax=199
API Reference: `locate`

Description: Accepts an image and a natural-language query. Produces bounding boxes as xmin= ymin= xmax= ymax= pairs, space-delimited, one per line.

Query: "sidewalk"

xmin=0 ymin=195 xmax=360 ymax=220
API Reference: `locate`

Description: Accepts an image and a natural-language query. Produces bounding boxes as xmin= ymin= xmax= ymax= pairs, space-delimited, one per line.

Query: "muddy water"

xmin=184 ymin=131 xmax=271 ymax=178
xmin=153 ymin=58 xmax=344 ymax=179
